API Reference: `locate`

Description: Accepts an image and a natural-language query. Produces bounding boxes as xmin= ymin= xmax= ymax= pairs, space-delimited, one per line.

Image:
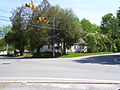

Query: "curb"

xmin=0 ymin=81 xmax=120 ymax=85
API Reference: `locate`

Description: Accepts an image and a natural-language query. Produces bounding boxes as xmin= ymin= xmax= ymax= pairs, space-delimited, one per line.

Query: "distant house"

xmin=40 ymin=38 xmax=87 ymax=53
xmin=0 ymin=51 xmax=14 ymax=55
xmin=16 ymin=50 xmax=30 ymax=55
xmin=66 ymin=38 xmax=87 ymax=53
xmin=68 ymin=44 xmax=87 ymax=53
xmin=40 ymin=44 xmax=53 ymax=52
xmin=0 ymin=38 xmax=87 ymax=55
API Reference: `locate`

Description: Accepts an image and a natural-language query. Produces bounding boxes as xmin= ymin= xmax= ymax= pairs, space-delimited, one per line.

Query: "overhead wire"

xmin=0 ymin=18 xmax=10 ymax=22
xmin=0 ymin=2 xmax=21 ymax=25
xmin=0 ymin=9 xmax=10 ymax=13
xmin=0 ymin=15 xmax=10 ymax=22
xmin=0 ymin=9 xmax=11 ymax=22
xmin=0 ymin=15 xmax=9 ymax=19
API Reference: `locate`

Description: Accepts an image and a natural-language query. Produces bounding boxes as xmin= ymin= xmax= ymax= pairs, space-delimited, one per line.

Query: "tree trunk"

xmin=63 ymin=39 xmax=66 ymax=55
xmin=36 ymin=47 xmax=41 ymax=56
xmin=19 ymin=36 xmax=24 ymax=56
xmin=20 ymin=47 xmax=24 ymax=56
xmin=20 ymin=50 xmax=24 ymax=56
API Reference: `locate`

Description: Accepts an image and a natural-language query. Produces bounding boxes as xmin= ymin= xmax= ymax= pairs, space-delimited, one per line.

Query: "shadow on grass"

xmin=0 ymin=55 xmax=33 ymax=59
xmin=0 ymin=52 xmax=62 ymax=59
xmin=73 ymin=55 xmax=120 ymax=65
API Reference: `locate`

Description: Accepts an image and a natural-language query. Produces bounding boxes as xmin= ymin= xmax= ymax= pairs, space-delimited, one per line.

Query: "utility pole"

xmin=52 ymin=17 xmax=55 ymax=57
xmin=5 ymin=28 xmax=9 ymax=55
xmin=6 ymin=44 xmax=9 ymax=55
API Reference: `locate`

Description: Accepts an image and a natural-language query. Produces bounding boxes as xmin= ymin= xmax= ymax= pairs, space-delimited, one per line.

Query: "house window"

xmin=48 ymin=44 xmax=51 ymax=49
xmin=74 ymin=45 xmax=76 ymax=49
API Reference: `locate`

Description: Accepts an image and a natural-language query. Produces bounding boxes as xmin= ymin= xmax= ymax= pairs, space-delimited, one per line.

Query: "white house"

xmin=67 ymin=44 xmax=87 ymax=53
xmin=40 ymin=38 xmax=87 ymax=53
xmin=68 ymin=38 xmax=87 ymax=52
xmin=0 ymin=51 xmax=14 ymax=55
xmin=40 ymin=44 xmax=53 ymax=52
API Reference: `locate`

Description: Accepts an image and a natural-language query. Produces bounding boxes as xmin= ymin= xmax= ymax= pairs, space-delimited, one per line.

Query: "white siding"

xmin=67 ymin=44 xmax=87 ymax=52
xmin=40 ymin=45 xmax=52 ymax=52
xmin=39 ymin=44 xmax=87 ymax=53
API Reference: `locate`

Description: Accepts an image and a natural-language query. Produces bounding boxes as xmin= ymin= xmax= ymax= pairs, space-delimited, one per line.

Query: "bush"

xmin=115 ymin=39 xmax=120 ymax=52
xmin=112 ymin=43 xmax=117 ymax=52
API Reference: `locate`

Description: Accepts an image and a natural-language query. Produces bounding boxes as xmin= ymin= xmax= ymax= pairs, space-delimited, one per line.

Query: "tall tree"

xmin=81 ymin=18 xmax=93 ymax=32
xmin=116 ymin=8 xmax=120 ymax=39
xmin=81 ymin=18 xmax=100 ymax=33
xmin=5 ymin=6 xmax=29 ymax=55
xmin=0 ymin=25 xmax=12 ymax=38
xmin=84 ymin=32 xmax=112 ymax=52
xmin=0 ymin=25 xmax=12 ymax=51
xmin=101 ymin=13 xmax=119 ymax=39
xmin=26 ymin=0 xmax=50 ymax=56
xmin=101 ymin=13 xmax=120 ymax=52
xmin=0 ymin=38 xmax=6 ymax=51
xmin=46 ymin=6 xmax=82 ymax=54
xmin=62 ymin=9 xmax=82 ymax=54
xmin=117 ymin=7 xmax=120 ymax=26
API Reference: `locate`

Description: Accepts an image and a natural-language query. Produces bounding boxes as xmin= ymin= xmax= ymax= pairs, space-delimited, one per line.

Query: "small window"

xmin=48 ymin=44 xmax=51 ymax=49
xmin=74 ymin=45 xmax=76 ymax=49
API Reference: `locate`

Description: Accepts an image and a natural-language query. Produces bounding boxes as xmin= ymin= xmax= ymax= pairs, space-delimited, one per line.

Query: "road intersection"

xmin=0 ymin=54 xmax=120 ymax=89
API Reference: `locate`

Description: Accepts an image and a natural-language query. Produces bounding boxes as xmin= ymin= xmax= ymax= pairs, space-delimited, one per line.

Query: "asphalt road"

xmin=0 ymin=54 xmax=120 ymax=82
xmin=0 ymin=54 xmax=120 ymax=89
xmin=0 ymin=55 xmax=120 ymax=81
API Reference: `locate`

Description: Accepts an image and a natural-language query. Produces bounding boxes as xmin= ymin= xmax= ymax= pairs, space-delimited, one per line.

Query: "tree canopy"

xmin=3 ymin=0 xmax=120 ymax=56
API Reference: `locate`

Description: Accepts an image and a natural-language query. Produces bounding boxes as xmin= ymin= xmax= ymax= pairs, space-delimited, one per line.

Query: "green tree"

xmin=26 ymin=0 xmax=50 ymax=56
xmin=0 ymin=25 xmax=12 ymax=51
xmin=81 ymin=18 xmax=100 ymax=33
xmin=0 ymin=38 xmax=6 ymax=51
xmin=101 ymin=13 xmax=120 ymax=52
xmin=62 ymin=9 xmax=82 ymax=54
xmin=84 ymin=32 xmax=111 ymax=52
xmin=84 ymin=33 xmax=97 ymax=52
xmin=115 ymin=39 xmax=120 ymax=52
xmin=101 ymin=13 xmax=119 ymax=39
xmin=0 ymin=25 xmax=12 ymax=38
xmin=116 ymin=8 xmax=120 ymax=39
xmin=117 ymin=8 xmax=120 ymax=26
xmin=46 ymin=6 xmax=82 ymax=54
xmin=81 ymin=18 xmax=93 ymax=32
xmin=5 ymin=6 xmax=29 ymax=56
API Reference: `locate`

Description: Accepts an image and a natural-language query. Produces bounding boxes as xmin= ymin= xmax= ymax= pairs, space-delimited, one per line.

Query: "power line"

xmin=0 ymin=9 xmax=10 ymax=13
xmin=0 ymin=15 xmax=9 ymax=19
xmin=0 ymin=18 xmax=10 ymax=22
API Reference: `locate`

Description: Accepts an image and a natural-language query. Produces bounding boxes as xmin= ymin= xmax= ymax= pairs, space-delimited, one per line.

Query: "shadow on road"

xmin=73 ymin=55 xmax=120 ymax=65
xmin=0 ymin=56 xmax=34 ymax=60
xmin=0 ymin=55 xmax=54 ymax=60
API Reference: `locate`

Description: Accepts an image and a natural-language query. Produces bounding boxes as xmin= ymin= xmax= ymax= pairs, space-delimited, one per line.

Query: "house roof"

xmin=16 ymin=50 xmax=29 ymax=52
xmin=78 ymin=38 xmax=86 ymax=45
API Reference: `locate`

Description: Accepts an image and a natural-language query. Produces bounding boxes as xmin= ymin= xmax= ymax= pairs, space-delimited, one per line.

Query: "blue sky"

xmin=0 ymin=0 xmax=119 ymax=26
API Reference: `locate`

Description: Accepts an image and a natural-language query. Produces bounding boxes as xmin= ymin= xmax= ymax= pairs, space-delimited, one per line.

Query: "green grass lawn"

xmin=23 ymin=54 xmax=33 ymax=57
xmin=23 ymin=52 xmax=118 ymax=58
xmin=59 ymin=52 xmax=117 ymax=58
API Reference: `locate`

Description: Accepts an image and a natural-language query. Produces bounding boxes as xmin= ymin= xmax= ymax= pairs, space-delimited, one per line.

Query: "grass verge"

xmin=58 ymin=52 xmax=117 ymax=58
xmin=21 ymin=52 xmax=118 ymax=58
xmin=23 ymin=54 xmax=33 ymax=57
